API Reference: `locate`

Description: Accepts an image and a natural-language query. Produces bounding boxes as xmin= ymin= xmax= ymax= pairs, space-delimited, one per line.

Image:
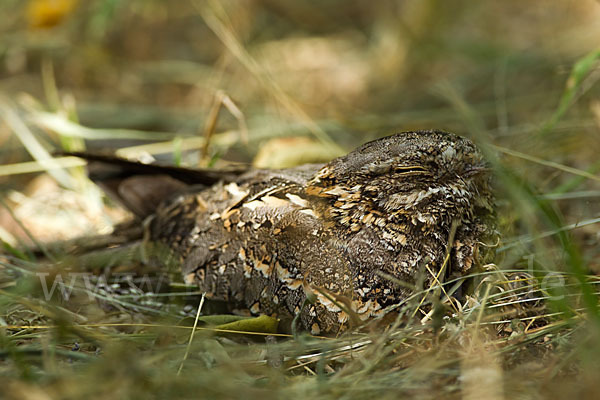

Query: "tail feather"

xmin=60 ymin=151 xmax=247 ymax=218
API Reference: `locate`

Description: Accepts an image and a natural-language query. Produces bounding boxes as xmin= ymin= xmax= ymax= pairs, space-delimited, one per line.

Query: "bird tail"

xmin=60 ymin=151 xmax=245 ymax=218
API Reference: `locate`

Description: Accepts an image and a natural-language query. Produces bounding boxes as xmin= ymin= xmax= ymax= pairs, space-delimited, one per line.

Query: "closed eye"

xmin=393 ymin=165 xmax=429 ymax=175
xmin=366 ymin=163 xmax=430 ymax=176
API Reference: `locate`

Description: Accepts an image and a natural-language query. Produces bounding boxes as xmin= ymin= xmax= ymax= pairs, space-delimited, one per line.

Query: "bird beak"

xmin=464 ymin=165 xmax=491 ymax=177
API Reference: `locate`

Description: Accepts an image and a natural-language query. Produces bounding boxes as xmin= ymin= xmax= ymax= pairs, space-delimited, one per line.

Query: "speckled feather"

xmin=147 ymin=130 xmax=496 ymax=335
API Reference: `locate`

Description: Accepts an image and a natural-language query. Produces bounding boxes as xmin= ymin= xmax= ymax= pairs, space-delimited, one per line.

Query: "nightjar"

xmin=74 ymin=130 xmax=496 ymax=335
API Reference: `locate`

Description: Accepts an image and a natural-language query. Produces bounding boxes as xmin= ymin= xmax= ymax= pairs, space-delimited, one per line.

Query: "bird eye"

xmin=366 ymin=163 xmax=429 ymax=176
xmin=393 ymin=165 xmax=429 ymax=174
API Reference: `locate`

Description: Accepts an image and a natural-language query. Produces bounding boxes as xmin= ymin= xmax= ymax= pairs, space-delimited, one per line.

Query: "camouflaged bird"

xmin=75 ymin=130 xmax=496 ymax=335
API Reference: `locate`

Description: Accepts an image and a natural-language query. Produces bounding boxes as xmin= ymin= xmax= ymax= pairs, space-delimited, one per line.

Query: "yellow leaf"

xmin=216 ymin=315 xmax=279 ymax=334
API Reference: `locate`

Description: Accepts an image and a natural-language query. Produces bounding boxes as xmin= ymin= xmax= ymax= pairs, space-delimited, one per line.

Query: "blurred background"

xmin=0 ymin=0 xmax=599 ymax=247
xmin=2 ymin=2 xmax=600 ymax=398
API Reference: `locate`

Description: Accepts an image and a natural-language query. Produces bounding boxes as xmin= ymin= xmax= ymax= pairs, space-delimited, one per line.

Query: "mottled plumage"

xmin=137 ymin=130 xmax=496 ymax=334
xmin=66 ymin=130 xmax=495 ymax=334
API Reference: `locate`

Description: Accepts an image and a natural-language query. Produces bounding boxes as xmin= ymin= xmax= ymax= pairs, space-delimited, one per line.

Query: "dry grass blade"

xmin=500 ymin=216 xmax=600 ymax=251
xmin=0 ymin=157 xmax=86 ymax=177
xmin=177 ymin=293 xmax=205 ymax=375
xmin=30 ymin=111 xmax=177 ymax=141
xmin=200 ymin=90 xmax=248 ymax=161
xmin=195 ymin=0 xmax=342 ymax=153
xmin=0 ymin=98 xmax=74 ymax=188
xmin=492 ymin=144 xmax=600 ymax=183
